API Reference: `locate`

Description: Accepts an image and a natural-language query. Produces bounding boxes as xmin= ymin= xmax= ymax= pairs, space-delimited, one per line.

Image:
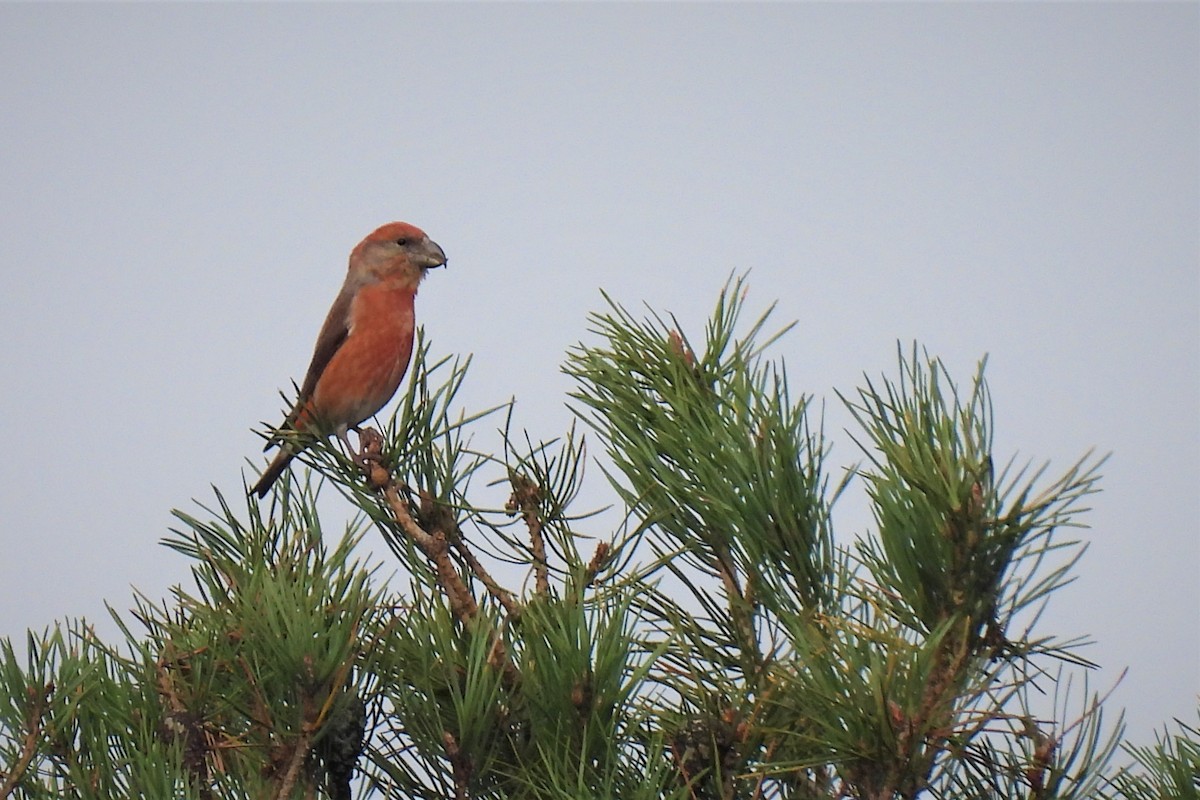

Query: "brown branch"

xmin=442 ymin=730 xmax=471 ymax=800
xmin=1023 ymin=717 xmax=1057 ymax=797
xmin=863 ymin=617 xmax=978 ymax=800
xmin=383 ymin=488 xmax=529 ymax=688
xmin=272 ymin=727 xmax=313 ymax=800
xmin=712 ymin=543 xmax=760 ymax=672
xmin=584 ymin=541 xmax=611 ymax=587
xmin=360 ymin=427 xmax=520 ymax=616
xmin=713 ymin=548 xmax=743 ymax=606
xmin=449 ymin=535 xmax=521 ymax=617
xmin=0 ymin=683 xmax=50 ymax=800
xmin=358 ymin=432 xmax=522 ymax=688
xmin=507 ymin=471 xmax=549 ymax=596
xmin=383 ymin=483 xmax=479 ymax=621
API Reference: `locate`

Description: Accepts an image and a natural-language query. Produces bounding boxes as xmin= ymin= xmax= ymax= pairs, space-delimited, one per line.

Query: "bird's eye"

xmin=395 ymin=237 xmax=409 ymax=247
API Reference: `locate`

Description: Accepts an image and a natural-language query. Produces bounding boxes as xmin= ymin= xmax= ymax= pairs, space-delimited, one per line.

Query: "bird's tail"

xmin=250 ymin=446 xmax=296 ymax=498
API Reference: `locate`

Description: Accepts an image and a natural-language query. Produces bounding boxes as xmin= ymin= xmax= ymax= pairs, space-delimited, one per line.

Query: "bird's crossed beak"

xmin=416 ymin=238 xmax=448 ymax=270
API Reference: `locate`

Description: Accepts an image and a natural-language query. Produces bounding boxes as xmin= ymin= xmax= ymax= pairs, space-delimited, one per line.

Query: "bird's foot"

xmin=355 ymin=427 xmax=391 ymax=490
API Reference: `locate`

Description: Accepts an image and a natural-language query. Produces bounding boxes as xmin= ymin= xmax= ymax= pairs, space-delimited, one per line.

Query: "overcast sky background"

xmin=1 ymin=4 xmax=1195 ymax=746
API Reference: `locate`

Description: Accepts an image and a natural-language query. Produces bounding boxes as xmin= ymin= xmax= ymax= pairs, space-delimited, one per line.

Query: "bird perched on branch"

xmin=251 ymin=222 xmax=447 ymax=498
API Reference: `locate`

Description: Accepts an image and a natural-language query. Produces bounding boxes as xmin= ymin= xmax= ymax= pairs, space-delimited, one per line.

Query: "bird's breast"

xmin=309 ymin=284 xmax=418 ymax=429
xmin=347 ymin=283 xmax=417 ymax=341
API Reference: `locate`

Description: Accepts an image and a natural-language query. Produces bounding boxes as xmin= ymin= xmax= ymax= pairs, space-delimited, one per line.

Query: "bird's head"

xmin=350 ymin=221 xmax=447 ymax=289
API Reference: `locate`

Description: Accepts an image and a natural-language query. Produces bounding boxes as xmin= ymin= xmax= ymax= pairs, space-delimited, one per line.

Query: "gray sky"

xmin=0 ymin=4 xmax=1195 ymax=744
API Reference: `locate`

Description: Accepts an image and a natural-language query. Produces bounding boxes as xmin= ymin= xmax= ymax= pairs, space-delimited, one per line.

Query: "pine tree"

xmin=0 ymin=278 xmax=1189 ymax=799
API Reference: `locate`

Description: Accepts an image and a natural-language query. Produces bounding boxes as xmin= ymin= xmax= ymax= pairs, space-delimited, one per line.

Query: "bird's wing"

xmin=275 ymin=285 xmax=354 ymax=435
xmin=299 ymin=287 xmax=353 ymax=401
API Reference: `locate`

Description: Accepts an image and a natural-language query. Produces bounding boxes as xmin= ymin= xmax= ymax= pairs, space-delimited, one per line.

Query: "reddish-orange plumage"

xmin=252 ymin=222 xmax=446 ymax=498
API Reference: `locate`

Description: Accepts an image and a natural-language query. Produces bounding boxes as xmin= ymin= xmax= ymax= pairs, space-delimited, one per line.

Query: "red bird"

xmin=251 ymin=222 xmax=447 ymax=498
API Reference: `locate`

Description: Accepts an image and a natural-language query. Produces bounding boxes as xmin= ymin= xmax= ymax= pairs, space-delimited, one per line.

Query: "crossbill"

xmin=251 ymin=222 xmax=446 ymax=498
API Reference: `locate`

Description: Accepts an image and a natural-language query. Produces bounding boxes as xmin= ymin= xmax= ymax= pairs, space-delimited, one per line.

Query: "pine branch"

xmin=0 ymin=281 xmax=1138 ymax=800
